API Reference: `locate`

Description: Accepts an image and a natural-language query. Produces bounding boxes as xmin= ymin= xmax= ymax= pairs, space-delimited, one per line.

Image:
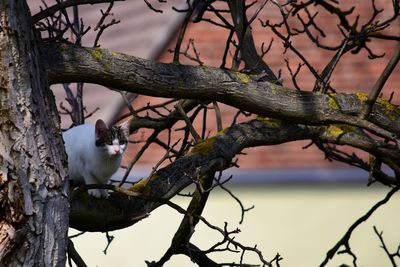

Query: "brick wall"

xmin=126 ymin=1 xmax=399 ymax=173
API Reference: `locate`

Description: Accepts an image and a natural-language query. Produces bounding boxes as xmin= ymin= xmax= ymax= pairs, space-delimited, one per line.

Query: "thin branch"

xmin=119 ymin=130 xmax=159 ymax=186
xmin=172 ymin=1 xmax=194 ymax=63
xmin=313 ymin=31 xmax=352 ymax=93
xmin=201 ymin=105 xmax=208 ymax=139
xmin=360 ymin=44 xmax=400 ymax=119
xmin=217 ymin=179 xmax=255 ymax=224
xmin=320 ymin=186 xmax=400 ymax=267
xmin=149 ymin=138 xmax=181 ymax=177
xmin=247 ymin=0 xmax=269 ymax=26
xmin=213 ymin=101 xmax=223 ymax=132
xmin=154 ymin=138 xmax=180 ymax=155
xmin=68 ymin=239 xmax=88 ymax=267
xmin=261 ymin=18 xmax=324 ymax=86
xmin=175 ymin=103 xmax=202 ymax=143
xmin=118 ymin=91 xmax=138 ymax=117
xmin=93 ymin=1 xmax=120 ymax=47
xmin=207 ymin=3 xmax=234 ymax=29
xmin=170 ymin=39 xmax=204 ymax=65
xmin=102 ymin=232 xmax=114 ymax=255
xmin=143 ymin=0 xmax=163 ymax=13
xmin=373 ymin=226 xmax=399 ymax=267
xmin=284 ymin=58 xmax=303 ymax=91
xmin=220 ymin=29 xmax=235 ymax=69
xmin=33 ymin=0 xmax=123 ymax=23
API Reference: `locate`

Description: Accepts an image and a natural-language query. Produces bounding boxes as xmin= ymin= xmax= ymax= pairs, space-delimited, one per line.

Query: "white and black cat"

xmin=63 ymin=119 xmax=129 ymax=198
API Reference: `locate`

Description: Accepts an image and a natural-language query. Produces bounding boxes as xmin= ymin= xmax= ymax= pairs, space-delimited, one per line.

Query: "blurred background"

xmin=29 ymin=1 xmax=400 ymax=266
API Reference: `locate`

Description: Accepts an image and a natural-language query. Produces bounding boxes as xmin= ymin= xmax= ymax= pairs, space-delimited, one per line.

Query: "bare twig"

xmin=63 ymin=83 xmax=85 ymax=126
xmin=216 ymin=179 xmax=255 ymax=224
xmin=119 ymin=130 xmax=159 ymax=186
xmin=93 ymin=1 xmax=120 ymax=47
xmin=33 ymin=0 xmax=123 ymax=23
xmin=360 ymin=44 xmax=400 ymax=119
xmin=213 ymin=101 xmax=223 ymax=132
xmin=373 ymin=226 xmax=399 ymax=267
xmin=247 ymin=0 xmax=269 ymax=26
xmin=172 ymin=1 xmax=194 ymax=63
xmin=68 ymin=239 xmax=88 ymax=267
xmin=170 ymin=39 xmax=204 ymax=65
xmin=284 ymin=58 xmax=303 ymax=91
xmin=320 ymin=186 xmax=400 ymax=267
xmin=149 ymin=138 xmax=181 ymax=177
xmin=103 ymin=232 xmax=114 ymax=255
xmin=313 ymin=31 xmax=352 ymax=93
xmin=143 ymin=0 xmax=163 ymax=13
xmin=175 ymin=103 xmax=202 ymax=143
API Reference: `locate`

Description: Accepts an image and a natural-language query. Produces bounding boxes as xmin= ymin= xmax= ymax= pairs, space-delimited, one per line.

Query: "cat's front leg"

xmin=93 ymin=188 xmax=109 ymax=198
xmin=88 ymin=187 xmax=109 ymax=198
xmin=83 ymin=172 xmax=109 ymax=198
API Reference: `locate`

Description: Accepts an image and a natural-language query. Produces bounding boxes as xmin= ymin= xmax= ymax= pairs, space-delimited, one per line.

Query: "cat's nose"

xmin=114 ymin=148 xmax=120 ymax=154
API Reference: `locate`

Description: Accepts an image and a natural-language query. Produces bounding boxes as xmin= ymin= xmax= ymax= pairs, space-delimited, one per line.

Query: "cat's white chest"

xmin=89 ymin=153 xmax=122 ymax=183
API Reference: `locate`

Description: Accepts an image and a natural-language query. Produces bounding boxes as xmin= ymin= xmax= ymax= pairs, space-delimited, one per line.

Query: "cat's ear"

xmin=119 ymin=121 xmax=131 ymax=138
xmin=95 ymin=119 xmax=108 ymax=138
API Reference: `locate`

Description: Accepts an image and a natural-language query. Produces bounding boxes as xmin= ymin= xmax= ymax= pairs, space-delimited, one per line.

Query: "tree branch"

xmin=151 ymin=173 xmax=215 ymax=266
xmin=67 ymin=239 xmax=87 ymax=267
xmin=69 ymin=118 xmax=400 ymax=232
xmin=43 ymin=42 xmax=400 ymax=140
xmin=32 ymin=0 xmax=124 ymax=23
xmin=228 ymin=0 xmax=279 ymax=81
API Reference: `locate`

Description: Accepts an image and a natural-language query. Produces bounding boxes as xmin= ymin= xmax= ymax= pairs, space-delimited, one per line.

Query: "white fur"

xmin=63 ymin=124 xmax=127 ymax=198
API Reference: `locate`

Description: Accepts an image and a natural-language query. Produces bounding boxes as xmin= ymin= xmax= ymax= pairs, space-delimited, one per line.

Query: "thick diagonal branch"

xmin=69 ymin=119 xmax=400 ymax=232
xmin=43 ymin=43 xmax=400 ymax=139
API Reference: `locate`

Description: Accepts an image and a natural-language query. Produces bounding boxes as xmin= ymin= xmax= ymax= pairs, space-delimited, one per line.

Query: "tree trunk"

xmin=0 ymin=1 xmax=69 ymax=266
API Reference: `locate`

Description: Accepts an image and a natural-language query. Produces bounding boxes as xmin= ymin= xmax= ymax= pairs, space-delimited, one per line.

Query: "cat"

xmin=63 ymin=119 xmax=129 ymax=198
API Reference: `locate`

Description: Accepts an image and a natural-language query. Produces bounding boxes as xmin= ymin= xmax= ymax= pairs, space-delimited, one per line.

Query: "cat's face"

xmin=94 ymin=119 xmax=129 ymax=157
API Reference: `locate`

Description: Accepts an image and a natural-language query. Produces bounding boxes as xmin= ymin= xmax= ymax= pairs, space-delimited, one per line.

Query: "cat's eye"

xmin=106 ymin=138 xmax=113 ymax=145
xmin=120 ymin=140 xmax=127 ymax=145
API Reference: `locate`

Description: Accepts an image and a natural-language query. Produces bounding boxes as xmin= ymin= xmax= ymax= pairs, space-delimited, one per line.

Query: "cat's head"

xmin=94 ymin=119 xmax=129 ymax=157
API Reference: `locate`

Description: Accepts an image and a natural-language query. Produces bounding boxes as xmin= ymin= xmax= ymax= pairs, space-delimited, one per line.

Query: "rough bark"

xmin=0 ymin=1 xmax=68 ymax=266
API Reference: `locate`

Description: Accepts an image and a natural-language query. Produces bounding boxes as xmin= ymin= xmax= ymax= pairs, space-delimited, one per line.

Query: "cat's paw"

xmin=88 ymin=189 xmax=109 ymax=198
